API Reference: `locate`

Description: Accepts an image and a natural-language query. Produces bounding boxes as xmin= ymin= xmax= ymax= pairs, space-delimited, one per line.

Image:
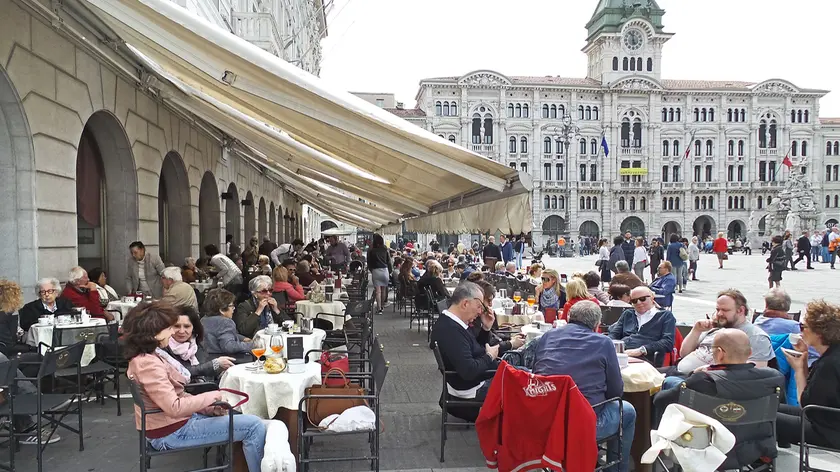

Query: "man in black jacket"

xmin=482 ymin=236 xmax=503 ymax=269
xmin=621 ymin=231 xmax=635 ymax=265
xmin=792 ymin=231 xmax=814 ymax=270
xmin=654 ymin=329 xmax=784 ymax=467
xmin=430 ymin=281 xmax=500 ymax=402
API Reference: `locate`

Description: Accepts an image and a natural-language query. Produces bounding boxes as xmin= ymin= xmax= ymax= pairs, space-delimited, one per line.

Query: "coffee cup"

xmin=282 ymin=320 xmax=294 ymax=330
xmin=38 ymin=316 xmax=51 ymax=326
xmin=789 ymin=333 xmax=803 ymax=346
xmin=617 ymin=353 xmax=629 ymax=369
xmin=268 ymin=323 xmax=279 ymax=333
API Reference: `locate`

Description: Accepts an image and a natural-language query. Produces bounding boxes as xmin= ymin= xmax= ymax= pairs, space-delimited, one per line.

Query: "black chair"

xmin=4 ymin=341 xmax=86 ymax=472
xmin=752 ymin=310 xmax=802 ymax=323
xmin=0 ymin=359 xmax=19 ymax=471
xmin=671 ymin=384 xmax=780 ymax=471
xmin=297 ymin=338 xmax=388 ymax=472
xmin=600 ymin=306 xmax=625 ymax=326
xmin=593 ymin=397 xmax=625 ymax=472
xmin=676 ymin=323 xmax=693 ymax=340
xmin=52 ymin=323 xmax=122 ymax=415
xmin=798 ymin=405 xmax=840 ymax=472
xmin=128 ymin=379 xmax=238 ymax=472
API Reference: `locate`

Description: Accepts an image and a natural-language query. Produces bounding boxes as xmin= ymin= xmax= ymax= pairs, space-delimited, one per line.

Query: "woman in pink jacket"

xmin=271 ymin=266 xmax=305 ymax=305
xmin=124 ymin=301 xmax=266 ymax=471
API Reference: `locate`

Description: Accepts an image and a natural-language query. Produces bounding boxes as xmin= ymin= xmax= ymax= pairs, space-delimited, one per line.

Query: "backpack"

xmin=679 ymin=246 xmax=689 ymax=261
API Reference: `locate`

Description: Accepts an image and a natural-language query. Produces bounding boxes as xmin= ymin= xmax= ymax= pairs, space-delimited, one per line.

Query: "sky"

xmin=319 ymin=0 xmax=840 ymax=116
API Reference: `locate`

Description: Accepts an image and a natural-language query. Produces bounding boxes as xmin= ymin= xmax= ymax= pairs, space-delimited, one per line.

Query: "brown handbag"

xmin=305 ymin=368 xmax=367 ymax=427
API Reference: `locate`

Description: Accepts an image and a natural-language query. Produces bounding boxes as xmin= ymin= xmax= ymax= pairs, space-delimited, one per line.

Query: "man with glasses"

xmin=19 ymin=278 xmax=74 ymax=332
xmin=608 ymin=286 xmax=676 ymax=366
xmin=430 ymin=281 xmax=500 ymax=402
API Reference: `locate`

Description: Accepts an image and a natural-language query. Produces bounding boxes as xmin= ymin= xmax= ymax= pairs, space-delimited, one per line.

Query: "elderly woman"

xmin=271 ymin=266 xmax=305 ymax=306
xmin=181 ymin=257 xmax=207 ymax=283
xmin=415 ymin=260 xmax=448 ymax=310
xmin=166 ymin=305 xmax=234 ymax=382
xmin=607 ymin=284 xmax=633 ymax=308
xmin=776 ymin=300 xmax=840 ymax=450
xmin=124 ymin=302 xmax=266 ymax=471
xmin=234 ymin=275 xmax=288 ymax=338
xmin=296 ymin=260 xmax=316 ymax=287
xmin=200 ymin=288 xmax=253 ymax=357
xmin=256 ymin=255 xmax=272 ymax=276
xmin=19 ymin=277 xmax=74 ymax=331
xmin=88 ymin=267 xmax=119 ymax=306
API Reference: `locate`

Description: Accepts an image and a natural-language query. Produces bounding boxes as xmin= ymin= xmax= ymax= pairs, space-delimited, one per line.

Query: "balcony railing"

xmin=753 ymin=181 xmax=783 ymax=188
xmin=231 ymin=12 xmax=283 ymax=55
xmin=620 ymin=147 xmax=644 ymax=155
xmin=471 ymin=144 xmax=495 ymax=155
xmin=576 ymin=182 xmax=604 ymax=190
xmin=759 ymin=148 xmax=778 ymax=156
xmin=661 ymin=182 xmax=685 ymax=190
xmin=617 ymin=181 xmax=651 ymax=189
xmin=541 ymin=181 xmax=568 ymax=188
xmin=691 ymin=182 xmax=721 ymax=190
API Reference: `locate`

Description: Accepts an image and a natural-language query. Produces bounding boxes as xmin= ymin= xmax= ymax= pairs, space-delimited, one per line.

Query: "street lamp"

xmin=546 ymin=114 xmax=580 ymax=253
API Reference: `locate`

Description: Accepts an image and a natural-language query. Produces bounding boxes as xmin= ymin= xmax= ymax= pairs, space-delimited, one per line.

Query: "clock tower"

xmin=582 ymin=0 xmax=673 ymax=86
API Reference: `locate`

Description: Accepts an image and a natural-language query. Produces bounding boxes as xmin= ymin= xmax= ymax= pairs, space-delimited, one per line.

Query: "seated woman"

xmin=200 ymin=288 xmax=253 ymax=358
xmin=256 ymin=255 xmax=272 ymax=276
xmin=88 ymin=268 xmax=119 ymax=306
xmin=235 ymin=275 xmax=290 ymax=338
xmin=415 ymin=260 xmax=448 ymax=310
xmin=606 ymin=284 xmax=633 ymax=308
xmin=583 ymin=271 xmax=609 ymax=305
xmin=560 ymin=278 xmax=598 ymax=321
xmin=649 ymin=261 xmax=677 ymax=309
xmin=526 ymin=264 xmax=543 ymax=285
xmin=18 ymin=277 xmax=74 ymax=332
xmin=123 ymin=301 xmax=266 ymax=471
xmin=296 ymin=260 xmax=317 ymax=288
xmin=181 ymin=257 xmax=207 ymax=284
xmin=271 ymin=266 xmax=305 ymax=306
xmin=536 ymin=269 xmax=566 ymax=317
xmin=776 ymin=299 xmax=840 ymax=450
xmin=167 ymin=306 xmax=234 ymax=382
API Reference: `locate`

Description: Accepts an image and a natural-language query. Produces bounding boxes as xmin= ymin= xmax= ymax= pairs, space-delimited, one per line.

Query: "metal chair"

xmin=798 ymin=405 xmax=840 ymax=472
xmin=0 ymin=359 xmax=19 ymax=472
xmin=128 ymin=379 xmax=238 ymax=472
xmin=52 ymin=323 xmax=122 ymax=415
xmin=600 ymin=306 xmax=626 ymax=327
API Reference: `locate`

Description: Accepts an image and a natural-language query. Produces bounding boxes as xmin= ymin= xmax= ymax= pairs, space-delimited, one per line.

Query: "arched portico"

xmin=158 ymin=151 xmax=191 ymax=264
xmin=620 ymin=216 xmax=645 ymax=237
xmin=727 ymin=220 xmax=746 ymax=240
xmin=269 ymin=202 xmax=276 ymax=242
xmin=199 ymin=172 xmax=220 ymax=252
xmin=662 ymin=221 xmax=682 ymax=241
xmin=244 ymin=191 xmax=256 ymax=241
xmin=258 ymin=197 xmax=267 ymax=241
xmin=225 ymin=183 xmax=240 ymax=245
xmin=693 ymin=215 xmax=716 ymax=239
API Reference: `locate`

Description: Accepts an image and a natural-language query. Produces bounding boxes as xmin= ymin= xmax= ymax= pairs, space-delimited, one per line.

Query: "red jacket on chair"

xmin=476 ymin=362 xmax=597 ymax=472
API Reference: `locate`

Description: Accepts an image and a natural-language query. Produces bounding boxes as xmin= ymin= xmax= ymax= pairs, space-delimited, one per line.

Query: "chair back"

xmin=369 ymin=337 xmax=389 ymax=394
xmin=272 ymin=290 xmax=288 ymax=308
xmin=436 ymin=299 xmax=449 ymax=315
xmin=0 ymin=358 xmax=20 ymax=388
xmin=52 ymin=323 xmax=111 ymax=347
xmin=345 ymin=299 xmax=373 ymax=318
xmin=600 ymin=306 xmax=625 ymax=326
xmin=431 ymin=342 xmax=446 ymax=375
xmin=128 ymin=378 xmax=149 ymax=414
xmin=678 ymin=386 xmax=780 ymax=426
xmin=38 ymin=340 xmax=86 ymax=379
xmin=751 ymin=310 xmax=801 ymax=323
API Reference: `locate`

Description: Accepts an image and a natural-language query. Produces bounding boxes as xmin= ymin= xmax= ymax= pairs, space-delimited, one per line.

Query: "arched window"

xmin=579 ymin=138 xmax=587 ymax=155
xmin=675 ymin=197 xmax=680 ymax=210
xmin=673 ymin=140 xmax=680 ymax=156
xmin=791 ymin=110 xmax=797 ymax=123
xmin=668 ymin=197 xmax=674 ymax=210
xmin=709 ymin=108 xmax=715 ymax=121
xmin=622 ymin=57 xmax=629 ymax=71
xmin=728 ymin=109 xmax=733 ymax=122
xmin=523 ymin=104 xmax=529 ymax=118
xmin=637 ymin=57 xmax=643 ymax=71
xmin=509 ymin=136 xmax=517 ymax=154
xmin=827 ymin=195 xmax=832 ymax=208
xmin=521 ymin=163 xmax=527 ymax=173
xmin=739 ymin=109 xmax=745 ymax=122
xmin=515 ymin=104 xmax=522 ymax=118
xmin=647 ymin=57 xmax=653 ymax=71
xmin=438 ymin=134 xmax=445 ymax=139
xmin=662 ymin=108 xmax=668 ymax=122
xmin=591 ymin=139 xmax=598 ymax=155
xmin=629 ymin=197 xmax=636 ymax=211
xmin=612 ymin=57 xmax=619 ymax=71
xmin=590 ymin=164 xmax=597 ymax=181
xmin=828 ymin=141 xmax=833 ymax=156
xmin=738 ymin=140 xmax=744 ymax=156
xmin=448 ymin=135 xmax=456 ymax=143
xmin=507 ymin=104 xmax=514 ymax=117
xmin=706 ymin=139 xmax=714 ymax=156
xmin=701 ymin=108 xmax=707 ymax=122
xmin=630 ymin=58 xmax=636 ymax=71
xmin=835 ymin=142 xmax=839 ymax=155
xmin=662 ymin=140 xmax=670 ymax=157
xmin=835 ymin=195 xmax=839 ymax=207
xmin=632 ymin=120 xmax=642 ymax=147
xmin=580 ymin=164 xmax=587 ymax=181
xmin=542 ymin=104 xmax=549 ymax=118
xmin=520 ymin=137 xmax=528 ymax=153
xmin=559 ymin=105 xmax=565 ymax=116
xmin=556 ymin=163 xmax=564 ymax=181
xmin=435 ymin=101 xmax=442 ymax=116
xmin=792 ymin=140 xmax=798 ymax=157
xmin=544 ymin=195 xmax=550 ymax=209
xmin=694 ymin=139 xmax=702 ymax=156
xmin=621 ymin=119 xmax=631 ymax=147
xmin=695 ymin=196 xmax=701 ymax=210
xmin=544 ymin=163 xmax=551 ymax=180
xmin=550 ymin=105 xmax=557 ymax=119
xmin=443 ymin=102 xmax=450 ymax=116
xmin=640 ymin=197 xmax=647 ymax=211
xmin=701 ymin=196 xmax=708 ymax=210
xmin=586 ymin=197 xmax=592 ymax=210
xmin=593 ymin=197 xmax=598 ymax=210
xmin=559 ymin=196 xmax=565 ymax=210
xmin=663 ymin=197 xmax=668 ymax=210
xmin=580 ymin=196 xmax=586 ymax=210
xmin=450 ymin=103 xmax=457 ymax=115
xmin=676 ymin=109 xmax=681 ymax=121
xmin=669 ymin=108 xmax=674 ymax=122
xmin=544 ymin=137 xmax=552 ymax=154
xmin=728 ymin=196 xmax=733 ymax=209
xmin=728 ymin=140 xmax=734 ymax=156
xmin=593 ymin=107 xmax=599 ymax=120
xmin=662 ymin=166 xmax=669 ymax=182
xmin=739 ymin=196 xmax=745 ymax=208
xmin=802 ymin=141 xmax=808 ymax=157
xmin=585 ymin=106 xmax=592 ymax=120
xmin=578 ymin=105 xmax=585 ymax=120
xmin=619 ymin=197 xmax=625 ymax=211
xmin=798 ymin=110 xmax=803 ymax=123
xmin=694 ymin=108 xmax=700 ymax=121
xmin=758 ymin=196 xmax=763 ymax=209
xmin=551 ymin=196 xmax=557 ymax=209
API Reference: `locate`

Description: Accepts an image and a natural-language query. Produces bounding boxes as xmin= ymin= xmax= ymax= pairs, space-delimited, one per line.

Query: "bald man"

xmin=608 ymin=286 xmax=676 ymax=366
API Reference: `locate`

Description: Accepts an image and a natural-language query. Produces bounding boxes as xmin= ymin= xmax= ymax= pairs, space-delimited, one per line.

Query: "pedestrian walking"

xmin=767 ymin=235 xmax=786 ymax=289
xmin=597 ymin=238 xmax=612 ymax=287
xmin=665 ymin=234 xmax=686 ymax=293
xmin=830 ymin=227 xmax=840 ymax=269
xmin=712 ymin=232 xmax=728 ymax=269
xmin=782 ymin=231 xmax=796 ymax=270
xmin=810 ymin=231 xmax=822 ymax=263
xmin=792 ymin=231 xmax=814 ymax=270
xmin=688 ymin=236 xmax=701 ymax=281
xmin=648 ymin=239 xmax=664 ymax=281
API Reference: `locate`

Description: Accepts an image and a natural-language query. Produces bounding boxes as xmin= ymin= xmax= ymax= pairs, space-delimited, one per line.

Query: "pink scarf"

xmin=168 ymin=337 xmax=199 ymax=365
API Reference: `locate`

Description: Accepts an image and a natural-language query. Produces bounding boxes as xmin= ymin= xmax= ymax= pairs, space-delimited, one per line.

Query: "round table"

xmin=253 ymin=328 xmax=326 ymax=362
xmin=219 ymin=362 xmax=322 ymax=418
xmin=191 ymin=281 xmax=214 ymax=292
xmin=294 ymin=300 xmax=348 ymax=330
xmin=106 ymin=300 xmax=139 ymax=322
xmin=25 ymin=318 xmax=107 ymax=366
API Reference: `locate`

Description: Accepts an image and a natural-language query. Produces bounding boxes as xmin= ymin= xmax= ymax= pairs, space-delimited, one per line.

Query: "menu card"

xmin=286 ymin=336 xmax=304 ymax=360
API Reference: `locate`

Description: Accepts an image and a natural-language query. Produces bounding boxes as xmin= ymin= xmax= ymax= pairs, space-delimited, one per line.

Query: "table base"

xmin=624 ymin=390 xmax=653 ymax=472
xmin=274 ymin=407 xmax=300 ymax=470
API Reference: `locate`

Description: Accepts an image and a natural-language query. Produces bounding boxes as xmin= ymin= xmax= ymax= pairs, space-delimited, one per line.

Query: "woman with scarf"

xmin=166 ymin=306 xmax=234 ymax=382
xmin=535 ymin=269 xmax=566 ymax=316
xmin=201 ymin=288 xmax=253 ymax=358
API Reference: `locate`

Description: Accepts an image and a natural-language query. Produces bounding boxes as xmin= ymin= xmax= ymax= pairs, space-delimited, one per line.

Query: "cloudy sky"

xmin=319 ymin=0 xmax=840 ymax=116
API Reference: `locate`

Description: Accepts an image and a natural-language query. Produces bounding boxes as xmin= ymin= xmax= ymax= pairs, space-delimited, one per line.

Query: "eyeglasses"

xmin=256 ymin=289 xmax=272 ymax=295
xmin=225 ymin=304 xmax=235 ymax=310
xmin=630 ymin=296 xmax=650 ymax=304
xmin=799 ymin=322 xmax=808 ymax=331
xmin=38 ymin=289 xmax=57 ymax=295
xmin=472 ymin=298 xmax=490 ymax=313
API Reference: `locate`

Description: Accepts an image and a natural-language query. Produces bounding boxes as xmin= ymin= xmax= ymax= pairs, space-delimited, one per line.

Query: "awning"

xmin=80 ymin=0 xmax=531 ymax=232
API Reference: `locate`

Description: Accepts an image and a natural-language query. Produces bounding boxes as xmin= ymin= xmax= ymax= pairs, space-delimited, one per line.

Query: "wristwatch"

xmin=640 ymin=346 xmax=648 ymax=356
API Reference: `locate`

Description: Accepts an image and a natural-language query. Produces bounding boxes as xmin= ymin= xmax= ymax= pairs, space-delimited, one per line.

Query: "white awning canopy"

xmin=81 ymin=0 xmax=531 ymax=232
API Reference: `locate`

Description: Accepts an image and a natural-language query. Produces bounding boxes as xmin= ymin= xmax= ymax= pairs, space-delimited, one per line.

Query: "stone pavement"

xmin=14 ymin=293 xmax=840 ymax=471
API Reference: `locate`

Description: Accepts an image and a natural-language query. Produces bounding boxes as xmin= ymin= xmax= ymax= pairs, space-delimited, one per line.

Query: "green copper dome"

xmin=586 ymin=0 xmax=666 ymax=41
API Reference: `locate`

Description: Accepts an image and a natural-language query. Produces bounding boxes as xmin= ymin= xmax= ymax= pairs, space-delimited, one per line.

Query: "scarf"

xmin=168 ymin=337 xmax=199 ymax=365
xmin=155 ymin=347 xmax=191 ymax=383
xmin=540 ymin=287 xmax=560 ymax=309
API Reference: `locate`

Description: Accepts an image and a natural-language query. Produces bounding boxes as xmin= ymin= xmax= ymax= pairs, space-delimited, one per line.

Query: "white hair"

xmin=161 ymin=266 xmax=183 ymax=281
xmin=506 ymin=261 xmax=516 ymax=272
xmin=68 ymin=267 xmax=86 ymax=283
xmin=494 ymin=261 xmax=504 ymax=271
xmin=184 ymin=256 xmax=196 ymax=266
xmin=37 ymin=277 xmax=61 ymax=294
xmin=249 ymin=275 xmax=272 ymax=293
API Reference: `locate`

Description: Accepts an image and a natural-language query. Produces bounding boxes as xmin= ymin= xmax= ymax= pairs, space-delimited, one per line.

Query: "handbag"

xmin=305 ymin=368 xmax=367 ymax=427
xmin=320 ymin=351 xmax=350 ymax=386
xmin=595 ymin=260 xmax=603 ymax=268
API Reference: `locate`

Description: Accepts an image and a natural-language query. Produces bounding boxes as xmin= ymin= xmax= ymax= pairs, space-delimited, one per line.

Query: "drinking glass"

xmin=512 ymin=291 xmax=522 ymax=303
xmin=251 ymin=338 xmax=266 ymax=368
xmin=270 ymin=335 xmax=284 ymax=358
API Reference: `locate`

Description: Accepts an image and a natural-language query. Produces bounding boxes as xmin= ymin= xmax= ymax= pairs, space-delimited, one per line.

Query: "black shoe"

xmin=807 ymin=266 xmax=815 ymax=269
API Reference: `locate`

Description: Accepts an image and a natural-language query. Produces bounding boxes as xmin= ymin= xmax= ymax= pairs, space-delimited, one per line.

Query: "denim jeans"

xmin=596 ymin=400 xmax=636 ymax=472
xmin=662 ymin=375 xmax=685 ymax=390
xmin=149 ymin=413 xmax=266 ymax=472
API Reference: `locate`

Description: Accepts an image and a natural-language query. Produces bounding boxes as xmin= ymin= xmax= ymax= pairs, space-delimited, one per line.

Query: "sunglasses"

xmin=541 ymin=277 xmax=553 ymax=282
xmin=256 ymin=289 xmax=272 ymax=295
xmin=630 ymin=296 xmax=650 ymax=304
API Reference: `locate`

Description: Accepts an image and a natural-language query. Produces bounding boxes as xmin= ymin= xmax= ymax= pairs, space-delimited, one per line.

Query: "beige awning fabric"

xmin=81 ymin=0 xmax=530 ymax=232
xmin=404 ymin=193 xmax=532 ymax=235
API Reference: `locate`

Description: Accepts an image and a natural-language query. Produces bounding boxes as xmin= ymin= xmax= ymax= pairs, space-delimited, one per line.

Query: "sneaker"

xmin=19 ymin=427 xmax=61 ymax=445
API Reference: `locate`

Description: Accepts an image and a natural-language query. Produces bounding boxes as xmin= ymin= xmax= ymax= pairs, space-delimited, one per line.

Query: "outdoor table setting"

xmin=106 ymin=297 xmax=140 ymax=322
xmin=253 ymin=326 xmax=327 ymax=362
xmin=190 ymin=280 xmax=214 ymax=292
xmin=295 ymin=299 xmax=348 ymax=329
xmin=25 ymin=314 xmax=107 ymax=366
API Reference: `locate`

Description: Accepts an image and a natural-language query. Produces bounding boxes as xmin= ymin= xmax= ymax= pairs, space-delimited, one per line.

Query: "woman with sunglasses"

xmin=536 ymin=269 xmax=566 ymax=315
xmin=236 ymin=276 xmax=285 ymax=338
xmin=776 ymin=299 xmax=840 ymax=450
xmin=201 ymin=288 xmax=253 ymax=359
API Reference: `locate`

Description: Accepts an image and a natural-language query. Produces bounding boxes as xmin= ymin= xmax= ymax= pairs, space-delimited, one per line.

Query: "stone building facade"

xmin=403 ymin=0 xmax=840 ymax=247
xmin=0 ymin=0 xmax=326 ymax=294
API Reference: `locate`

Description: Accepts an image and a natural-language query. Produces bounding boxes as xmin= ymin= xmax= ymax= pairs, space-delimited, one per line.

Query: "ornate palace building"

xmin=392 ymin=0 xmax=840 ymax=246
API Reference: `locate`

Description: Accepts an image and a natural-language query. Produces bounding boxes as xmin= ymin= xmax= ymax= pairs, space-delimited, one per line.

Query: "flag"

xmin=776 ymin=143 xmax=794 ymax=175
xmin=683 ymin=129 xmax=697 ymax=160
xmin=600 ymin=130 xmax=609 ymax=158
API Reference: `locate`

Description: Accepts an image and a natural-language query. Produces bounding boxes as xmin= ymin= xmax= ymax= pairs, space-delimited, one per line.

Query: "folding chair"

xmin=52 ymin=323 xmax=122 ymax=415
xmin=128 ymin=380 xmax=239 ymax=472
xmin=0 ymin=359 xmax=19 ymax=472
xmin=798 ymin=405 xmax=840 ymax=472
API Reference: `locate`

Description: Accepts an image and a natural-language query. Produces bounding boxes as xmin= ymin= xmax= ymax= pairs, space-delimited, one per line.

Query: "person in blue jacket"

xmin=499 ymin=234 xmax=514 ymax=264
xmin=649 ymin=261 xmax=677 ymax=309
xmin=665 ymin=234 xmax=686 ymax=293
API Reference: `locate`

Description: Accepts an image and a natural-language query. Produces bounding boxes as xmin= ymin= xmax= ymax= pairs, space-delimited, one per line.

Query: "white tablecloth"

xmin=295 ymin=301 xmax=348 ymax=329
xmin=254 ymin=328 xmax=326 ymax=362
xmin=219 ymin=362 xmax=321 ymax=417
xmin=25 ymin=319 xmax=107 ymax=366
xmin=106 ymin=300 xmax=139 ymax=322
xmin=191 ymin=281 xmax=214 ymax=292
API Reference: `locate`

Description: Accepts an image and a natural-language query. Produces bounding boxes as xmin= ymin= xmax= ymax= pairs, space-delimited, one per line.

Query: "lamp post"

xmin=547 ymin=114 xmax=579 ymax=256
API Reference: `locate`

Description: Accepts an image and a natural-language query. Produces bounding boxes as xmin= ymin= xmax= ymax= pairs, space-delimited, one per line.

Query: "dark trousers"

xmin=785 ymin=248 xmax=795 ymax=270
xmin=793 ymin=251 xmax=812 ymax=268
xmin=776 ymin=404 xmax=836 ymax=448
xmin=744 ymin=247 xmax=752 ymax=255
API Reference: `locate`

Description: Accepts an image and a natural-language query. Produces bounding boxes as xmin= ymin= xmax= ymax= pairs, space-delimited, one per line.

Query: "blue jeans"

xmin=662 ymin=375 xmax=685 ymax=390
xmin=149 ymin=413 xmax=266 ymax=472
xmin=596 ymin=400 xmax=636 ymax=472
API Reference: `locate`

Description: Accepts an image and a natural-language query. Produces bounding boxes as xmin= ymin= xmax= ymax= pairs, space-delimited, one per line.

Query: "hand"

xmin=256 ymin=298 xmax=268 ymax=312
xmin=694 ymin=319 xmax=715 ymax=331
xmin=480 ymin=306 xmax=495 ymax=331
xmin=86 ymin=282 xmax=98 ymax=291
xmin=784 ymin=344 xmax=809 ymax=371
xmin=266 ymin=297 xmax=277 ymax=308
xmin=693 ymin=364 xmax=711 ymax=374
xmin=626 ymin=348 xmax=644 ymax=358
xmin=486 ymin=343 xmax=500 ymax=360
xmin=242 ymin=337 xmax=252 ymax=343
xmin=510 ymin=335 xmax=525 ymax=350
xmin=216 ymin=356 xmax=235 ymax=371
xmin=535 ymin=285 xmax=543 ymax=296
xmin=103 ymin=311 xmax=115 ymax=323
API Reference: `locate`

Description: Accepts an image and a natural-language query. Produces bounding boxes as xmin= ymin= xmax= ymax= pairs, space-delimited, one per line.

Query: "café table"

xmin=253 ymin=328 xmax=327 ymax=362
xmin=106 ymin=300 xmax=139 ymax=322
xmin=191 ymin=281 xmax=215 ymax=292
xmin=295 ymin=300 xmax=348 ymax=330
xmin=25 ymin=318 xmax=107 ymax=366
xmin=621 ymin=361 xmax=665 ymax=472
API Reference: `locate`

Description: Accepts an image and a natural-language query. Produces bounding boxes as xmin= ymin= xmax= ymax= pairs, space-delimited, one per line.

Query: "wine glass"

xmin=251 ymin=337 xmax=266 ymax=368
xmin=527 ymin=295 xmax=536 ymax=307
xmin=512 ymin=291 xmax=522 ymax=303
xmin=270 ymin=335 xmax=284 ymax=358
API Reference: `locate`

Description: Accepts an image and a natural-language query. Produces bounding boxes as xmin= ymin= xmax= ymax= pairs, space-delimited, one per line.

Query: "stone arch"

xmin=693 ymin=215 xmax=716 ymax=239
xmin=825 ymin=218 xmax=838 ymax=229
xmin=77 ymin=110 xmax=139 ymax=293
xmin=620 ymin=216 xmax=645 ymax=236
xmin=269 ymin=202 xmax=276 ymax=243
xmin=244 ymin=191 xmax=256 ymax=242
xmin=158 ymin=151 xmax=191 ymax=264
xmin=258 ymin=197 xmax=267 ymax=241
xmin=277 ymin=205 xmax=284 ymax=242
xmin=0 ymin=66 xmax=37 ymax=293
xmin=579 ymin=221 xmax=600 ymax=237
xmin=284 ymin=209 xmax=291 ymax=242
xmin=225 ymin=183 xmax=240 ymax=246
xmin=198 ymin=172 xmax=220 ymax=252
xmin=727 ymin=220 xmax=746 ymax=240
xmin=662 ymin=221 xmax=682 ymax=241
xmin=321 ymin=220 xmax=338 ymax=232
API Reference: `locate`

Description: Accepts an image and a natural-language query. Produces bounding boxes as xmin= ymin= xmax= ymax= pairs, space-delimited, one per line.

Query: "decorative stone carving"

xmin=459 ymin=73 xmax=510 ymax=88
xmin=747 ymin=158 xmax=819 ymax=246
xmin=753 ymin=81 xmax=798 ymax=95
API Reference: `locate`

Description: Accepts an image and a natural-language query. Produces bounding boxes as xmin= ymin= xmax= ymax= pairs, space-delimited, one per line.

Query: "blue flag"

xmin=600 ymin=131 xmax=609 ymax=158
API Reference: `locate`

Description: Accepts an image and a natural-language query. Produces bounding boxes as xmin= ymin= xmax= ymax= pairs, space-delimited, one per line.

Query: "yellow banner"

xmin=619 ymin=168 xmax=648 ymax=176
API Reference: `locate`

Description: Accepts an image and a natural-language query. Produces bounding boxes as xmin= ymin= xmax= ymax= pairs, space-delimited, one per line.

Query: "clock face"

xmin=623 ymin=29 xmax=645 ymax=53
